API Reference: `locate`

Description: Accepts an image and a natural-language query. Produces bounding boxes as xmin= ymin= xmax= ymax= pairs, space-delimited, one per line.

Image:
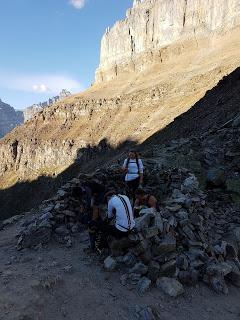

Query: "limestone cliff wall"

xmin=95 ymin=0 xmax=240 ymax=82
xmin=1 ymin=0 xmax=240 ymax=190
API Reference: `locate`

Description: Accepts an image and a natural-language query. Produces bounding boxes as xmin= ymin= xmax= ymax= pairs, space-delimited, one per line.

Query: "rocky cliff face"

xmin=0 ymin=0 xmax=240 ymax=194
xmin=0 ymin=99 xmax=23 ymax=138
xmin=95 ymin=0 xmax=240 ymax=82
xmin=23 ymin=89 xmax=72 ymax=122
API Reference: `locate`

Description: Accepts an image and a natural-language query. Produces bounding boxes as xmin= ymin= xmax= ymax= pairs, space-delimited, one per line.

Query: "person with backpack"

xmin=122 ymin=150 xmax=144 ymax=200
xmin=134 ymin=188 xmax=159 ymax=215
xmin=101 ymin=188 xmax=135 ymax=239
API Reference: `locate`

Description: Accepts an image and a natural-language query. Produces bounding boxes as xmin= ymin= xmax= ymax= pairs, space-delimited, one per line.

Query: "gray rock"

xmin=55 ymin=226 xmax=70 ymax=236
xmin=175 ymin=210 xmax=189 ymax=220
xmin=153 ymin=234 xmax=176 ymax=255
xmin=209 ymin=275 xmax=228 ymax=294
xmin=130 ymin=262 xmax=148 ymax=275
xmin=137 ymin=277 xmax=152 ymax=295
xmin=181 ymin=174 xmax=199 ymax=193
xmin=142 ymin=226 xmax=159 ymax=239
xmin=2 ymin=215 xmax=23 ymax=227
xmin=156 ymin=277 xmax=184 ymax=297
xmin=17 ymin=227 xmax=52 ymax=249
xmin=206 ymin=262 xmax=232 ymax=276
xmin=176 ymin=255 xmax=189 ymax=271
xmin=147 ymin=261 xmax=160 ymax=282
xmin=104 ymin=256 xmax=117 ymax=271
xmin=135 ymin=213 xmax=155 ymax=232
xmin=226 ymin=178 xmax=240 ymax=203
xmin=62 ymin=210 xmax=76 ymax=217
xmin=139 ymin=208 xmax=156 ymax=216
xmin=166 ymin=204 xmax=182 ymax=212
xmin=159 ymin=259 xmax=176 ymax=276
xmin=132 ymin=239 xmax=150 ymax=256
xmin=128 ymin=273 xmax=141 ymax=284
xmin=225 ymin=261 xmax=240 ymax=287
xmin=136 ymin=305 xmax=160 ymax=320
xmin=206 ymin=168 xmax=226 ymax=187
xmin=120 ymin=274 xmax=129 ymax=286
xmin=154 ymin=214 xmax=164 ymax=233
xmin=178 ymin=270 xmax=199 ymax=286
xmin=123 ymin=252 xmax=137 ymax=267
xmin=232 ymin=114 xmax=240 ymax=127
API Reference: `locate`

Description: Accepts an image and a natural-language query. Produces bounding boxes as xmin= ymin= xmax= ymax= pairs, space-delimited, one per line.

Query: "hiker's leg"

xmin=100 ymin=223 xmax=127 ymax=240
xmin=88 ymin=220 xmax=98 ymax=250
xmin=127 ymin=178 xmax=140 ymax=205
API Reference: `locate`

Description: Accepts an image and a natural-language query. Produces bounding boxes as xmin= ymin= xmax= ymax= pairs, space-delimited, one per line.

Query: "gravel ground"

xmin=0 ymin=219 xmax=240 ymax=320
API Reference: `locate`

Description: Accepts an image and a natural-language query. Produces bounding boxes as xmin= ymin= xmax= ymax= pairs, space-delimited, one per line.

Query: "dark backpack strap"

xmin=136 ymin=157 xmax=140 ymax=174
xmin=117 ymin=195 xmax=131 ymax=231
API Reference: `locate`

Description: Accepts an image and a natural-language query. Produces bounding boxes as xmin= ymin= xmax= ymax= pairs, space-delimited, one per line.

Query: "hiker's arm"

xmin=107 ymin=200 xmax=114 ymax=219
xmin=149 ymin=196 xmax=157 ymax=209
xmin=92 ymin=205 xmax=99 ymax=221
xmin=134 ymin=198 xmax=139 ymax=207
xmin=121 ymin=159 xmax=128 ymax=173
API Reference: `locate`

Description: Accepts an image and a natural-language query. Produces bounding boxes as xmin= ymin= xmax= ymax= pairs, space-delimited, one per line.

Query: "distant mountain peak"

xmin=0 ymin=99 xmax=23 ymax=138
xmin=23 ymin=89 xmax=72 ymax=122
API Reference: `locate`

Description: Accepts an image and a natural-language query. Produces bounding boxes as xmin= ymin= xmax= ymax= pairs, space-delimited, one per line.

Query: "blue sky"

xmin=0 ymin=0 xmax=133 ymax=109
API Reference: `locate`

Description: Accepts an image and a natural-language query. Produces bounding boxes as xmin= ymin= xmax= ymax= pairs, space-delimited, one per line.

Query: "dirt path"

xmin=0 ymin=219 xmax=239 ymax=320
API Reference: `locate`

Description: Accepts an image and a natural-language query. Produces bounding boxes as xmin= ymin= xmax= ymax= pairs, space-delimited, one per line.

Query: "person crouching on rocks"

xmin=122 ymin=150 xmax=144 ymax=202
xmin=134 ymin=188 xmax=158 ymax=216
xmin=102 ymin=188 xmax=135 ymax=240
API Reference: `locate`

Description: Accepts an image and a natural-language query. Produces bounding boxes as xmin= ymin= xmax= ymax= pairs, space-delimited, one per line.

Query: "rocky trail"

xmin=0 ymin=110 xmax=239 ymax=319
xmin=0 ymin=1 xmax=240 ymax=318
xmin=0 ymin=216 xmax=240 ymax=320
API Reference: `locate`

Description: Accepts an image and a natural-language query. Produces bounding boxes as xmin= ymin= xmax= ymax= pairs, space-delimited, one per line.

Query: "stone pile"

xmin=17 ymin=177 xmax=84 ymax=249
xmin=16 ymin=169 xmax=127 ymax=250
xmin=16 ymin=160 xmax=240 ymax=296
xmin=103 ymin=170 xmax=240 ymax=295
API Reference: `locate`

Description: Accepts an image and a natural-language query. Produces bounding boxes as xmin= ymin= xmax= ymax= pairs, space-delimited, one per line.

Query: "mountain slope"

xmin=0 ymin=99 xmax=23 ymax=138
xmin=0 ymin=0 xmax=240 ymax=191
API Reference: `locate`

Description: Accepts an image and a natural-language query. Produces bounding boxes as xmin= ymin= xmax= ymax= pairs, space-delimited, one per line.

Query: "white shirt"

xmin=123 ymin=158 xmax=144 ymax=182
xmin=108 ymin=195 xmax=135 ymax=232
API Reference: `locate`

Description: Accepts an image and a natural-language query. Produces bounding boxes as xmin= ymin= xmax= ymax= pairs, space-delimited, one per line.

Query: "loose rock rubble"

xmin=15 ymin=165 xmax=240 ymax=296
xmin=15 ymin=113 xmax=240 ymax=296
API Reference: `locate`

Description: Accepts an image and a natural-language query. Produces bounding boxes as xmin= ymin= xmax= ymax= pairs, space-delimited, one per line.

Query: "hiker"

xmin=134 ymin=188 xmax=158 ymax=215
xmin=82 ymin=180 xmax=106 ymax=252
xmin=101 ymin=188 xmax=135 ymax=240
xmin=122 ymin=150 xmax=144 ymax=200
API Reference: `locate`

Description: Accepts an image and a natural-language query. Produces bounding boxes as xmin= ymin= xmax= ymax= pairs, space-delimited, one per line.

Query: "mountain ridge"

xmin=0 ymin=99 xmax=23 ymax=138
xmin=0 ymin=0 xmax=240 ymax=192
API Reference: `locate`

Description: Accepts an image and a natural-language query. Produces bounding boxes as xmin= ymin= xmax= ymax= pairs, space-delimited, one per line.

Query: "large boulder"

xmin=206 ymin=168 xmax=226 ymax=187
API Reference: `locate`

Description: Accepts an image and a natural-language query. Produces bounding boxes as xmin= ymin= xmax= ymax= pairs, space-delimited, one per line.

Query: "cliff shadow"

xmin=142 ymin=66 xmax=240 ymax=147
xmin=0 ymin=138 xmax=137 ymax=220
xmin=0 ymin=66 xmax=240 ymax=219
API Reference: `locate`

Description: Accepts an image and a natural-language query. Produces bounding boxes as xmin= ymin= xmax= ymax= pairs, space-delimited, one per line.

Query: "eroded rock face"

xmin=95 ymin=0 xmax=240 ymax=82
xmin=23 ymin=89 xmax=72 ymax=122
xmin=0 ymin=0 xmax=240 ymax=195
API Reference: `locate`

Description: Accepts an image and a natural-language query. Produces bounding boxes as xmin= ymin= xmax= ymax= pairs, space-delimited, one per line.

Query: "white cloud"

xmin=33 ymin=84 xmax=50 ymax=93
xmin=69 ymin=0 xmax=85 ymax=9
xmin=0 ymin=72 xmax=83 ymax=94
